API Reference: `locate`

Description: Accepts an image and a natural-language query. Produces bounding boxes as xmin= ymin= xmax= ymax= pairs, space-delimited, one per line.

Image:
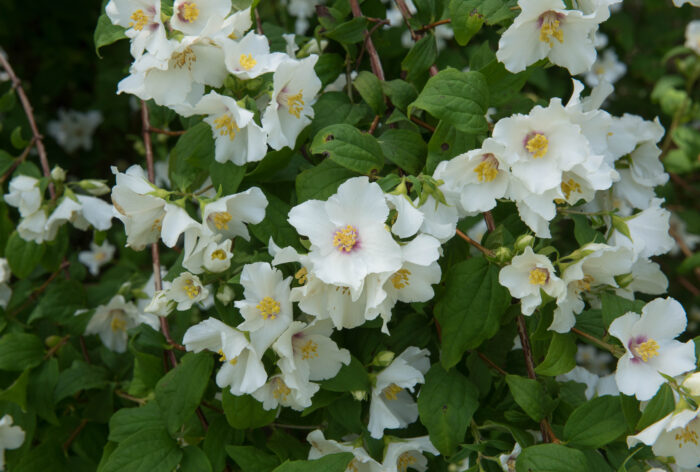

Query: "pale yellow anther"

xmin=181 ymin=2 xmax=199 ymax=22
xmin=300 ymin=339 xmax=319 ymax=360
xmin=538 ymin=11 xmax=564 ymax=46
xmin=95 ymin=252 xmax=107 ymax=262
xmin=286 ymin=91 xmax=304 ymax=118
xmin=218 ymin=349 xmax=226 ymax=362
xmin=634 ymin=339 xmax=659 ymax=362
xmin=333 ymin=225 xmax=358 ymax=253
xmin=213 ymin=114 xmax=239 ymax=141
xmin=474 ymin=154 xmax=499 ymax=183
xmin=525 ymin=133 xmax=548 ymax=159
xmin=397 ymin=453 xmax=418 ymax=472
xmin=576 ymin=274 xmax=594 ymax=293
xmin=391 ymin=269 xmax=411 ymax=290
xmin=110 ymin=311 xmax=127 ymax=332
xmin=528 ymin=267 xmax=548 ymax=285
xmin=129 ymin=9 xmax=149 ymax=31
xmin=675 ymin=425 xmax=699 ymax=447
xmin=184 ymin=279 xmax=202 ymax=299
xmin=294 ymin=267 xmax=308 ymax=285
xmin=382 ymin=383 xmax=402 ymax=401
xmin=211 ymin=211 xmax=232 ymax=230
xmin=211 ymin=249 xmax=227 ymax=261
xmin=151 ymin=217 xmax=162 ymax=232
xmin=272 ymin=378 xmax=291 ymax=400
xmin=257 ymin=296 xmax=281 ymax=320
xmin=561 ymin=178 xmax=582 ymax=200
xmin=239 ymin=53 xmax=257 ymax=70
xmin=173 ymin=47 xmax=197 ymax=69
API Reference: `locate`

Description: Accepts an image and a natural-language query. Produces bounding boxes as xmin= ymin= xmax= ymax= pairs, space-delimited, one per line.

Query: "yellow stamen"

xmin=218 ymin=349 xmax=226 ymax=362
xmin=391 ymin=269 xmax=411 ymax=290
xmin=272 ymin=378 xmax=291 ymax=400
xmin=539 ymin=11 xmax=564 ymax=46
xmin=286 ymin=91 xmax=304 ymax=118
xmin=94 ymin=252 xmax=107 ymax=262
xmin=397 ymin=452 xmax=417 ymax=472
xmin=294 ymin=267 xmax=308 ymax=285
xmin=529 ymin=267 xmax=548 ymax=285
xmin=151 ymin=217 xmax=162 ymax=232
xmin=474 ymin=154 xmax=499 ymax=183
xmin=211 ymin=211 xmax=232 ymax=230
xmin=183 ymin=279 xmax=201 ymax=299
xmin=576 ymin=274 xmax=594 ymax=293
xmin=525 ymin=133 xmax=548 ymax=159
xmin=172 ymin=47 xmax=196 ymax=69
xmin=382 ymin=383 xmax=402 ymax=401
xmin=129 ymin=9 xmax=149 ymax=31
xmin=181 ymin=2 xmax=199 ymax=22
xmin=333 ymin=225 xmax=358 ymax=253
xmin=561 ymin=178 xmax=582 ymax=200
xmin=300 ymin=339 xmax=319 ymax=360
xmin=239 ymin=53 xmax=257 ymax=70
xmin=675 ymin=425 xmax=699 ymax=447
xmin=347 ymin=459 xmax=360 ymax=472
xmin=213 ymin=114 xmax=239 ymax=141
xmin=257 ymin=296 xmax=281 ymax=320
xmin=634 ymin=339 xmax=659 ymax=362
xmin=211 ymin=249 xmax=227 ymax=261
xmin=110 ymin=310 xmax=127 ymax=332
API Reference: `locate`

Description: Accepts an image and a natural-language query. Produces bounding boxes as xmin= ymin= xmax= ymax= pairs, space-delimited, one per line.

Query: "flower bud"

xmin=78 ymin=179 xmax=110 ymax=196
xmin=144 ymin=290 xmax=175 ymax=317
xmin=216 ymin=285 xmax=235 ymax=305
xmin=51 ymin=166 xmax=66 ymax=182
xmin=682 ymin=372 xmax=700 ymax=396
xmin=371 ymin=350 xmax=395 ymax=367
xmin=350 ymin=390 xmax=368 ymax=401
xmin=491 ymin=246 xmax=513 ymax=264
xmin=45 ymin=335 xmax=63 ymax=348
xmin=514 ymin=234 xmax=535 ymax=252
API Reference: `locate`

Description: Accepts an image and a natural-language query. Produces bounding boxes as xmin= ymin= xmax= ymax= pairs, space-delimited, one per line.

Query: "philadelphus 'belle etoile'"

xmin=84 ymin=295 xmax=159 ymax=353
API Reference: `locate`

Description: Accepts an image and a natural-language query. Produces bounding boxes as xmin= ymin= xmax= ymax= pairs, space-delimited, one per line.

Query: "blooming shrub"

xmin=0 ymin=0 xmax=698 ymax=470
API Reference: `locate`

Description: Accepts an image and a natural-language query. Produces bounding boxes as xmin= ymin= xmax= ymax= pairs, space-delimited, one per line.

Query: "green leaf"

xmin=535 ymin=333 xmax=576 ymax=376
xmin=27 ymin=358 xmax=59 ymax=424
xmin=426 ymin=120 xmax=476 ymax=174
xmin=563 ymin=396 xmax=627 ymax=448
xmin=0 ymin=368 xmax=30 ymax=410
xmin=296 ymin=159 xmax=358 ymax=202
xmin=11 ymin=126 xmax=29 ymax=150
xmin=505 ymin=375 xmax=554 ymax=422
xmin=516 ymin=444 xmax=588 ymax=472
xmin=6 ymin=231 xmax=46 ymax=278
xmin=600 ymin=292 xmax=645 ymax=327
xmin=222 ymin=391 xmax=276 ymax=429
xmin=319 ymin=356 xmax=369 ymax=392
xmin=672 ymin=126 xmax=700 ymax=158
xmin=28 ymin=279 xmax=86 ymax=323
xmin=271 ymin=453 xmax=354 ymax=472
xmin=409 ymin=68 xmax=488 ymax=135
xmin=417 ymin=364 xmax=479 ymax=455
xmin=382 ymin=80 xmax=418 ymax=112
xmin=353 ymin=71 xmax=386 ymax=115
xmin=314 ymin=54 xmax=345 ymax=86
xmin=636 ymin=383 xmax=674 ymax=430
xmin=54 ymin=361 xmax=109 ymax=401
xmin=401 ymin=35 xmax=438 ymax=81
xmin=155 ymin=352 xmax=213 ymax=435
xmin=226 ymin=446 xmax=280 ymax=472
xmin=434 ymin=258 xmax=510 ymax=369
xmin=245 ymin=149 xmax=294 ymax=182
xmin=94 ymin=13 xmax=127 ymax=57
xmin=0 ymin=332 xmax=45 ymax=371
xmin=478 ymin=59 xmax=531 ymax=107
xmin=0 ymin=150 xmax=15 ymax=177
xmin=571 ymin=214 xmax=605 ymax=245
xmin=324 ymin=17 xmax=367 ymax=44
xmin=679 ymin=252 xmax=700 ymax=275
xmin=128 ymin=351 xmax=165 ymax=397
xmin=204 ymin=415 xmax=243 ymax=471
xmin=250 ymin=192 xmax=299 ymax=249
xmin=611 ymin=215 xmax=632 ymax=240
xmin=449 ymin=0 xmax=485 ymax=45
xmin=0 ymin=89 xmax=16 ymax=113
xmin=15 ymin=440 xmax=68 ymax=472
xmin=377 ymin=128 xmax=426 ymax=174
xmin=169 ymin=122 xmax=215 ymax=192
xmin=310 ymin=92 xmax=371 ymax=138
xmin=108 ymin=402 xmax=165 ymax=442
xmin=100 ymin=428 xmax=182 ymax=472
xmin=180 ymin=446 xmax=213 ymax=472
xmin=310 ymin=124 xmax=384 ymax=174
xmin=210 ymin=161 xmax=245 ymax=195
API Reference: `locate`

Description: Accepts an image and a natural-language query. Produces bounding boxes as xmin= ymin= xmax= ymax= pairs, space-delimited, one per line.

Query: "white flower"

xmin=0 ymin=415 xmax=24 ymax=470
xmin=44 ymin=195 xmax=114 ymax=239
xmin=496 ymin=0 xmax=600 ymax=74
xmin=368 ymin=346 xmax=430 ymax=439
xmin=201 ymin=239 xmax=233 ymax=273
xmin=111 ymin=165 xmax=166 ymax=250
xmin=307 ymin=430 xmax=383 ymax=472
xmin=262 ymin=55 xmax=322 ymax=150
xmin=382 ymin=436 xmax=439 ymax=472
xmin=498 ymin=443 xmax=521 ymax=472
xmin=183 ymin=317 xmax=268 ymax=395
xmin=105 ymin=0 xmax=170 ymax=60
xmin=627 ymin=408 xmax=700 ymax=469
xmin=415 ymin=194 xmax=459 ymax=243
xmin=195 ymin=91 xmax=268 ymax=165
xmin=673 ymin=0 xmax=700 ymax=7
xmin=5 ymin=175 xmax=42 ymax=217
xmin=85 ymin=295 xmax=159 ymax=353
xmin=685 ymin=20 xmax=700 ymax=55
xmin=202 ymin=187 xmax=268 ymax=240
xmin=168 ymin=272 xmax=210 ymax=311
xmin=17 ymin=209 xmax=48 ymax=244
xmin=385 ymin=193 xmax=424 ymax=239
xmin=286 ymin=0 xmax=323 ymax=34
xmin=78 ymin=241 xmax=116 ymax=276
xmin=616 ymin=257 xmax=668 ymax=298
xmin=499 ymin=247 xmax=566 ymax=316
xmin=609 ymin=297 xmax=697 ymax=401
xmin=223 ymin=31 xmax=286 ymax=79
xmin=609 ymin=198 xmax=675 ymax=259
xmin=433 ymin=138 xmax=510 ymax=215
xmin=144 ymin=290 xmax=175 ymax=317
xmin=683 ymin=372 xmax=700 ymax=396
xmin=234 ymin=262 xmax=293 ymax=354
xmin=170 ymin=0 xmax=231 ymax=36
xmin=288 ymin=177 xmax=402 ymax=295
xmin=583 ymin=49 xmax=626 ymax=87
xmin=47 ymin=109 xmax=103 ymax=154
xmin=576 ymin=344 xmax=613 ymax=375
xmin=252 ymin=373 xmax=318 ymax=411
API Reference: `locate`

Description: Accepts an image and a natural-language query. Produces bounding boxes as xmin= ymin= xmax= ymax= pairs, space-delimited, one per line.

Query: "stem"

xmin=476 ymin=351 xmax=507 ymax=376
xmin=368 ymin=115 xmax=380 ymax=135
xmin=44 ymin=335 xmax=70 ymax=359
xmin=416 ymin=18 xmax=451 ymax=34
xmin=149 ymin=127 xmax=186 ymax=136
xmin=196 ymin=407 xmax=209 ymax=431
xmin=79 ymin=336 xmax=91 ymax=364
xmin=669 ymin=223 xmax=700 ymax=283
xmin=410 ymin=115 xmax=435 ymax=132
xmin=115 ymin=390 xmax=147 ymax=405
xmin=393 ymin=0 xmax=439 ymax=77
xmin=0 ymin=53 xmax=55 ymax=198
xmin=516 ymin=314 xmax=558 ymax=444
xmin=254 ymin=8 xmax=263 ymax=34
xmin=62 ymin=419 xmax=88 ymax=451
xmin=570 ymin=327 xmax=622 ymax=355
xmin=483 ymin=211 xmax=496 ymax=232
xmin=350 ymin=0 xmax=385 ymax=81
xmin=455 ymin=229 xmax=494 ymax=257
xmin=8 ymin=260 xmax=70 ymax=317
xmin=0 ymin=137 xmax=36 ymax=184
xmin=271 ymin=423 xmax=322 ymax=430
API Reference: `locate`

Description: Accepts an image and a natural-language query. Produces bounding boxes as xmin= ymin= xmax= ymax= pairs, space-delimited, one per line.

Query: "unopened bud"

xmin=78 ymin=179 xmax=110 ymax=196
xmin=144 ymin=290 xmax=174 ymax=317
xmin=45 ymin=335 xmax=63 ymax=348
xmin=51 ymin=166 xmax=66 ymax=182
xmin=614 ymin=273 xmax=634 ymax=289
xmin=350 ymin=390 xmax=368 ymax=401
xmin=491 ymin=246 xmax=513 ymax=263
xmin=514 ymin=234 xmax=535 ymax=252
xmin=682 ymin=372 xmax=700 ymax=396
xmin=371 ymin=350 xmax=395 ymax=367
xmin=216 ymin=285 xmax=235 ymax=305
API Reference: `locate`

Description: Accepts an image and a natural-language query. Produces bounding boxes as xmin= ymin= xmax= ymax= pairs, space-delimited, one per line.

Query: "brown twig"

xmin=355 ymin=19 xmax=390 ymax=71
xmin=393 ymin=0 xmax=439 ymax=77
xmin=516 ymin=314 xmax=558 ymax=444
xmin=476 ymin=351 xmax=507 ymax=376
xmin=44 ymin=335 xmax=70 ymax=359
xmin=141 ymin=101 xmax=183 ymax=369
xmin=8 ymin=260 xmax=70 ymax=317
xmin=115 ymin=390 xmax=147 ymax=405
xmin=350 ymin=0 xmax=385 ymax=81
xmin=254 ymin=8 xmax=263 ymax=34
xmin=0 ymin=53 xmax=55 ymax=199
xmin=570 ymin=327 xmax=621 ymax=356
xmin=196 ymin=407 xmax=209 ymax=431
xmin=368 ymin=115 xmax=381 ymax=135
xmin=483 ymin=211 xmax=496 ymax=232
xmin=148 ymin=127 xmax=186 ymax=136
xmin=416 ymin=18 xmax=451 ymax=34
xmin=79 ymin=336 xmax=91 ymax=364
xmin=456 ymin=229 xmax=494 ymax=257
xmin=271 ymin=423 xmax=322 ymax=430
xmin=678 ymin=276 xmax=700 ymax=297
xmin=201 ymin=400 xmax=224 ymax=414
xmin=62 ymin=419 xmax=88 ymax=451
xmin=669 ymin=223 xmax=700 ymax=283
xmin=410 ymin=115 xmax=435 ymax=132
xmin=0 ymin=137 xmax=36 ymax=184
